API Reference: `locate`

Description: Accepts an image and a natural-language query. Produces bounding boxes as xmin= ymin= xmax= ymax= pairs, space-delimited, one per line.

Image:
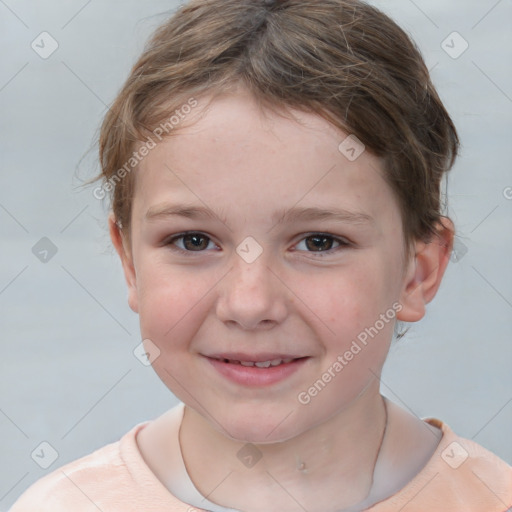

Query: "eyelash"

xmin=163 ymin=231 xmax=351 ymax=257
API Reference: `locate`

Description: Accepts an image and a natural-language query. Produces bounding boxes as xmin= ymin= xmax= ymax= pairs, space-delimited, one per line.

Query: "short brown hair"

xmin=91 ymin=0 xmax=459 ymax=263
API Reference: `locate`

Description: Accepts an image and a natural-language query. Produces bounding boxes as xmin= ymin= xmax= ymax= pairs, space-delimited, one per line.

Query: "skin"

xmin=109 ymin=86 xmax=453 ymax=511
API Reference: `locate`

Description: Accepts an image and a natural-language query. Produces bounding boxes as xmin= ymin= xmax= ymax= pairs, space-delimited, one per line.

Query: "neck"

xmin=179 ymin=386 xmax=388 ymax=512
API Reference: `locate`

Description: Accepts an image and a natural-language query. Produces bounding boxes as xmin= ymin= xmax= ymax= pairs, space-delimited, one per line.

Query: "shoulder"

xmin=370 ymin=418 xmax=512 ymax=512
xmin=9 ymin=422 xmax=150 ymax=512
xmin=439 ymin=422 xmax=512 ymax=509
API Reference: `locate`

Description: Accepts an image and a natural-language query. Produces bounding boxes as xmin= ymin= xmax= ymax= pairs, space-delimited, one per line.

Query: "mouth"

xmin=207 ymin=353 xmax=309 ymax=366
xmin=214 ymin=357 xmax=300 ymax=367
xmin=204 ymin=354 xmax=310 ymax=386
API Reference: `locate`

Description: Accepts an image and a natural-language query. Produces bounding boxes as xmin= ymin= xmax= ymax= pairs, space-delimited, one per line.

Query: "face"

xmin=113 ymin=88 xmax=429 ymax=444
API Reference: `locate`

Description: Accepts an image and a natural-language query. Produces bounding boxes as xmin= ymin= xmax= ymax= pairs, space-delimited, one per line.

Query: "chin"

xmin=218 ymin=407 xmax=307 ymax=445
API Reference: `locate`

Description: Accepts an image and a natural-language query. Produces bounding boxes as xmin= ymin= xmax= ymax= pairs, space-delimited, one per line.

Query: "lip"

xmin=206 ymin=352 xmax=305 ymax=363
xmin=204 ymin=355 xmax=310 ymax=387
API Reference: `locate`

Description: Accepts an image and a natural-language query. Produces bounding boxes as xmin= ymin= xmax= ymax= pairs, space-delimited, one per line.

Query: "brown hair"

xmin=91 ymin=0 xmax=459 ymax=265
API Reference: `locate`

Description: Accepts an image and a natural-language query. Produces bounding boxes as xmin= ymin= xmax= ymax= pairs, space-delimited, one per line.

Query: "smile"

xmin=205 ymin=356 xmax=310 ymax=387
xmin=217 ymin=358 xmax=295 ymax=367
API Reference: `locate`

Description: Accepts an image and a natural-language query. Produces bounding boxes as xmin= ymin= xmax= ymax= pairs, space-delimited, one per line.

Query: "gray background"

xmin=1 ymin=0 xmax=511 ymax=509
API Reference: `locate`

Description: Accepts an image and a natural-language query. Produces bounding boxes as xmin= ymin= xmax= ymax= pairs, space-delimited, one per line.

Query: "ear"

xmin=396 ymin=217 xmax=454 ymax=322
xmin=108 ymin=212 xmax=139 ymax=314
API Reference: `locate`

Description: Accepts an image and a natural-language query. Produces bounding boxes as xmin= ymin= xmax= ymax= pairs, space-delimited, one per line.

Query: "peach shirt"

xmin=10 ymin=402 xmax=512 ymax=512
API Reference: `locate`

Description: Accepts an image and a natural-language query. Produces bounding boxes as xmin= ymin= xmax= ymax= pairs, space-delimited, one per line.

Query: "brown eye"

xmin=166 ymin=232 xmax=215 ymax=252
xmin=295 ymin=233 xmax=349 ymax=256
xmin=305 ymin=235 xmax=336 ymax=252
xmin=164 ymin=232 xmax=349 ymax=257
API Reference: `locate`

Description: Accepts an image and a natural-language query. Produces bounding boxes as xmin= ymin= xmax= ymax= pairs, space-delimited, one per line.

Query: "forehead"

xmin=132 ymin=90 xmax=399 ymax=230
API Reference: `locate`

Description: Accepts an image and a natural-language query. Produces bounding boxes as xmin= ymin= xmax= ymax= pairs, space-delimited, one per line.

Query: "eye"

xmin=294 ymin=233 xmax=350 ymax=256
xmin=163 ymin=231 xmax=350 ymax=256
xmin=165 ymin=232 xmax=217 ymax=253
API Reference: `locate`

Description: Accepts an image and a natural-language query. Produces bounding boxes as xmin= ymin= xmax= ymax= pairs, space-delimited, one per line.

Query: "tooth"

xmin=255 ymin=360 xmax=272 ymax=368
xmin=282 ymin=358 xmax=293 ymax=364
xmin=228 ymin=359 xmax=241 ymax=365
xmin=240 ymin=361 xmax=255 ymax=367
xmin=270 ymin=359 xmax=283 ymax=366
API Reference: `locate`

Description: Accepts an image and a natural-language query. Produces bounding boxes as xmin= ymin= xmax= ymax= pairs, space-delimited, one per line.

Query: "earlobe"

xmin=396 ymin=218 xmax=454 ymax=322
xmin=108 ymin=213 xmax=139 ymax=314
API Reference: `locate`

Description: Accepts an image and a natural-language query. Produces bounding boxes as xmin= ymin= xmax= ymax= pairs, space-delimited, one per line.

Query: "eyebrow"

xmin=145 ymin=203 xmax=374 ymax=226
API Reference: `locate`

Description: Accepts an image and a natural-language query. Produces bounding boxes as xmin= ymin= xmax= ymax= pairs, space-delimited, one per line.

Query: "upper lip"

xmin=205 ymin=353 xmax=307 ymax=362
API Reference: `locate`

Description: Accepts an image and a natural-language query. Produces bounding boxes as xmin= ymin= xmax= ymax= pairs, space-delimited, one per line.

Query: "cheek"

xmin=315 ymin=263 xmax=393 ymax=332
xmin=294 ymin=267 xmax=396 ymax=415
xmin=136 ymin=263 xmax=206 ymax=346
xmin=135 ymin=267 xmax=209 ymax=399
xmin=310 ymin=258 xmax=399 ymax=373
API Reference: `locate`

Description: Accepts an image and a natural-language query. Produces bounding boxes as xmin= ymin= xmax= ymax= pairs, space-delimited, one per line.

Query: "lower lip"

xmin=205 ymin=357 xmax=309 ymax=387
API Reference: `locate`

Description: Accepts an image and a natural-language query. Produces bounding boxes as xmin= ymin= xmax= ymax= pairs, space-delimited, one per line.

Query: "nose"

xmin=215 ymin=252 xmax=289 ymax=331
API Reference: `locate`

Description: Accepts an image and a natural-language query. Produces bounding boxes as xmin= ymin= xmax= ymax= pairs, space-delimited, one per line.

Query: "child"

xmin=10 ymin=0 xmax=512 ymax=510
